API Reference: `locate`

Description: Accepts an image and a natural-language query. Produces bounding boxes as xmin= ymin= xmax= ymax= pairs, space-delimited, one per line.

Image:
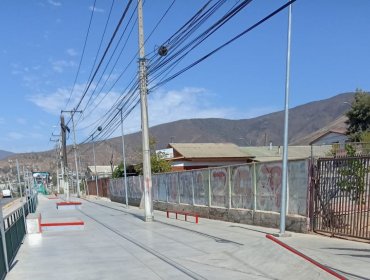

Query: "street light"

xmin=118 ymin=108 xmax=129 ymax=208
xmin=91 ymin=126 xmax=102 ymax=197
xmin=279 ymin=3 xmax=292 ymax=237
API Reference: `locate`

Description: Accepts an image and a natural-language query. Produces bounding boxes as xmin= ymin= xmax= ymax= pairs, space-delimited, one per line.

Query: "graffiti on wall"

xmin=179 ymin=172 xmax=193 ymax=205
xmin=211 ymin=168 xmax=228 ymax=207
xmin=288 ymin=160 xmax=308 ymax=215
xmin=109 ymin=179 xmax=119 ymax=197
xmin=109 ymin=177 xmax=127 ymax=199
xmin=256 ymin=163 xmax=282 ymax=212
xmin=152 ymin=176 xmax=158 ymax=201
xmin=154 ymin=174 xmax=168 ymax=202
xmin=109 ymin=159 xmax=309 ymax=216
xmin=128 ymin=176 xmax=143 ymax=199
xmin=231 ymin=165 xmax=253 ymax=209
xmin=193 ymin=170 xmax=208 ymax=206
xmin=167 ymin=173 xmax=179 ymax=203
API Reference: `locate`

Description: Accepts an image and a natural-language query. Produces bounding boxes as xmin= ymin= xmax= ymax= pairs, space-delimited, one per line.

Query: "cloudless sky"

xmin=1 ymin=0 xmax=369 ymax=153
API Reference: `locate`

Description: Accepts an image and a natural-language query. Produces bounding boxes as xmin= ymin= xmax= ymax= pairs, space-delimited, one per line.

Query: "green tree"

xmin=112 ymin=163 xmax=137 ymax=178
xmin=113 ymin=136 xmax=172 ymax=177
xmin=134 ymin=151 xmax=172 ymax=175
xmin=338 ymin=144 xmax=369 ymax=203
xmin=345 ymin=89 xmax=370 ymax=141
xmin=359 ymin=131 xmax=370 ymax=154
xmin=360 ymin=131 xmax=370 ymax=142
xmin=134 ymin=136 xmax=172 ymax=175
xmin=151 ymin=151 xmax=172 ymax=173
xmin=112 ymin=162 xmax=124 ymax=178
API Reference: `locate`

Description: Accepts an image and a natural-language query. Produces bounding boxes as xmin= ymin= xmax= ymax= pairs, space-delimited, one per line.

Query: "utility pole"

xmin=6 ymin=174 xmax=11 ymax=190
xmin=137 ymin=0 xmax=153 ymax=222
xmin=16 ymin=159 xmax=27 ymax=230
xmin=22 ymin=165 xmax=30 ymax=214
xmin=62 ymin=109 xmax=82 ymax=198
xmin=50 ymin=136 xmax=60 ymax=194
xmin=0 ymin=205 xmax=9 ymax=273
xmin=78 ymin=155 xmax=84 ymax=195
xmin=16 ymin=159 xmax=23 ymax=200
xmin=52 ymin=132 xmax=62 ymax=194
xmin=56 ymin=154 xmax=60 ymax=194
xmin=119 ymin=108 xmax=129 ymax=208
xmin=278 ymin=3 xmax=293 ymax=237
xmin=91 ymin=126 xmax=102 ymax=197
xmin=60 ymin=114 xmax=70 ymax=201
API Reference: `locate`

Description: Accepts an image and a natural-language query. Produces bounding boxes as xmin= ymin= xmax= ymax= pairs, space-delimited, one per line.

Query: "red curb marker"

xmin=40 ymin=221 xmax=84 ymax=227
xmin=266 ymin=234 xmax=346 ymax=280
xmin=56 ymin=202 xmax=82 ymax=206
xmin=38 ymin=213 xmax=42 ymax=233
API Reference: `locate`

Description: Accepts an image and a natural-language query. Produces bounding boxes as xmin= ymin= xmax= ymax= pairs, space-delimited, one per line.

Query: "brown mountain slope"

xmin=0 ymin=92 xmax=355 ymax=178
xmin=142 ymin=92 xmax=354 ymax=148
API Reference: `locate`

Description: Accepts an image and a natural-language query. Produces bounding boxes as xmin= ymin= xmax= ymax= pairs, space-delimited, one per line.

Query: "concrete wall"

xmin=109 ymin=159 xmax=310 ymax=233
xmin=154 ymin=202 xmax=308 ymax=232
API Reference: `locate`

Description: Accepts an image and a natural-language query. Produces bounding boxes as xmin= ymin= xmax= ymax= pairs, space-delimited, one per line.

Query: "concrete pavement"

xmin=4 ymin=195 xmax=370 ymax=280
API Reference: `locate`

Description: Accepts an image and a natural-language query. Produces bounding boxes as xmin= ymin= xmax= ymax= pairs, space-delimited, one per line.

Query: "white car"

xmin=2 ymin=189 xmax=12 ymax=198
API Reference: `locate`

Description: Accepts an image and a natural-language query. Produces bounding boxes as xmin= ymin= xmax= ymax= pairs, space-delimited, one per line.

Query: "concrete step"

xmin=56 ymin=201 xmax=82 ymax=210
xmin=40 ymin=217 xmax=84 ymax=232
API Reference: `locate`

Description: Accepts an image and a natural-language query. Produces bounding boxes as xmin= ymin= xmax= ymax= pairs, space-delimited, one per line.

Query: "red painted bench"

xmin=166 ymin=210 xmax=199 ymax=224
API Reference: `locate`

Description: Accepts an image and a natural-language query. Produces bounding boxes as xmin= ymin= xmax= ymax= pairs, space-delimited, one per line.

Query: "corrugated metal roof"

xmin=168 ymin=143 xmax=251 ymax=159
xmin=239 ymin=145 xmax=332 ymax=162
xmin=291 ymin=115 xmax=348 ymax=145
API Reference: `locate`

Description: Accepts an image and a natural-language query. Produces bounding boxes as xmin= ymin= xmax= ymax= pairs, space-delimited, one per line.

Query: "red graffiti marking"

xmin=145 ymin=177 xmax=152 ymax=191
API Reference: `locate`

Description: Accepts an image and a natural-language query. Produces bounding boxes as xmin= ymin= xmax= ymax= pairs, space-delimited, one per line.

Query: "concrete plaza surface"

xmin=4 ymin=195 xmax=370 ymax=280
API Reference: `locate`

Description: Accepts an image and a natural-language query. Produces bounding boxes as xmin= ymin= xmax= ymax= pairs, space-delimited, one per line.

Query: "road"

xmin=0 ymin=197 xmax=17 ymax=207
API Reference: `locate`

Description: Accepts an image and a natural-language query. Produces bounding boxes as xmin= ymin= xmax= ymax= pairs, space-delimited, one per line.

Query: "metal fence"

xmin=4 ymin=207 xmax=26 ymax=265
xmin=24 ymin=194 xmax=38 ymax=216
xmin=0 ymin=235 xmax=5 ymax=280
xmin=110 ymin=159 xmax=309 ymax=216
xmin=330 ymin=142 xmax=370 ymax=157
xmin=0 ymin=193 xmax=39 ymax=279
xmin=313 ymin=156 xmax=370 ymax=240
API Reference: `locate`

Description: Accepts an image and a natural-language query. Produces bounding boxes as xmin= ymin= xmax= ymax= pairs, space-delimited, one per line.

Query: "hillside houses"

xmin=158 ymin=143 xmax=332 ymax=171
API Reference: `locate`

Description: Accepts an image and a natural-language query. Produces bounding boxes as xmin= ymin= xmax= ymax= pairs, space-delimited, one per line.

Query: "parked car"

xmin=2 ymin=189 xmax=12 ymax=198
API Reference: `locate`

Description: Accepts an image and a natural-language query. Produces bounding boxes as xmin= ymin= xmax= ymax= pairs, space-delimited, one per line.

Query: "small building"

xmin=291 ymin=115 xmax=349 ymax=146
xmin=87 ymin=165 xmax=117 ymax=179
xmin=162 ymin=143 xmax=254 ymax=171
xmin=308 ymin=130 xmax=348 ymax=146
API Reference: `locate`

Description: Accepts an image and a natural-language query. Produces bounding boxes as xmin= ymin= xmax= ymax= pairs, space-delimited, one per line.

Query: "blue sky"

xmin=1 ymin=0 xmax=369 ymax=153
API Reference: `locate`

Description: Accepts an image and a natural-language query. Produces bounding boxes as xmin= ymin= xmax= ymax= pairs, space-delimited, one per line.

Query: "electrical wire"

xmin=64 ymin=0 xmax=97 ymax=110
xmin=76 ymin=0 xmax=178 ymax=136
xmin=76 ymin=0 xmax=116 ymax=122
xmin=77 ymin=0 xmax=242 ymax=146
xmin=150 ymin=0 xmax=296 ymax=91
xmin=67 ymin=0 xmax=134 ymax=124
xmin=76 ymin=0 xmax=295 ymax=150
xmin=76 ymin=3 xmax=139 ymax=127
xmin=148 ymin=0 xmax=251 ymax=84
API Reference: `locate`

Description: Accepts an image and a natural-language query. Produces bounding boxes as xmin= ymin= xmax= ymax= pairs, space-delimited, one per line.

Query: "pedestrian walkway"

xmin=4 ymin=195 xmax=370 ymax=280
